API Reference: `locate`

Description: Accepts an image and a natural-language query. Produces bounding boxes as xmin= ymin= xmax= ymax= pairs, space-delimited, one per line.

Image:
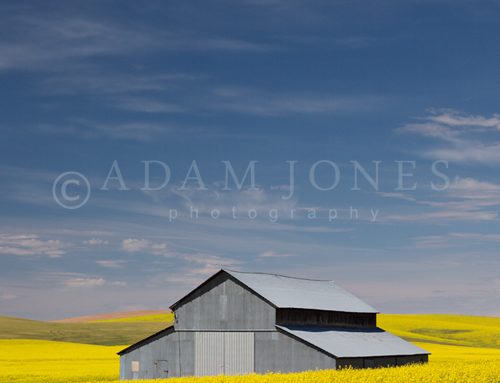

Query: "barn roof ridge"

xmin=224 ymin=268 xmax=334 ymax=282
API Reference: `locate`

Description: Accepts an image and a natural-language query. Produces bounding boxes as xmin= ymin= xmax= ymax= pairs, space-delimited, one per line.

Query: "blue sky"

xmin=1 ymin=1 xmax=500 ymax=319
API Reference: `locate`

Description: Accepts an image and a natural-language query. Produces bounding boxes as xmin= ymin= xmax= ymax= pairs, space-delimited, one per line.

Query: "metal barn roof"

xmin=225 ymin=270 xmax=378 ymax=313
xmin=277 ymin=325 xmax=429 ymax=358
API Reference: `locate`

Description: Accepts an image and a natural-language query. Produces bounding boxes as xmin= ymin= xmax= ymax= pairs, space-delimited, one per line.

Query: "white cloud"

xmin=122 ymin=238 xmax=168 ymax=255
xmin=63 ymin=276 xmax=126 ymax=288
xmin=428 ymin=111 xmax=500 ymax=130
xmin=122 ymin=236 xmax=239 ymax=274
xmin=96 ymin=260 xmax=124 ymax=268
xmin=84 ymin=238 xmax=108 ymax=246
xmin=64 ymin=277 xmax=106 ymax=288
xmin=413 ymin=231 xmax=500 ymax=249
xmin=384 ymin=176 xmax=500 ymax=223
xmin=258 ymin=251 xmax=296 ymax=258
xmin=0 ymin=15 xmax=274 ymax=72
xmin=158 ymin=254 xmax=241 ymax=288
xmin=0 ymin=234 xmax=65 ymax=257
xmin=398 ymin=109 xmax=500 ymax=164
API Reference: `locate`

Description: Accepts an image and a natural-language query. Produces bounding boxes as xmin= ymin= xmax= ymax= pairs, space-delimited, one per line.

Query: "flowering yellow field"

xmin=1 ymin=314 xmax=499 ymax=383
xmin=1 ymin=339 xmax=500 ymax=383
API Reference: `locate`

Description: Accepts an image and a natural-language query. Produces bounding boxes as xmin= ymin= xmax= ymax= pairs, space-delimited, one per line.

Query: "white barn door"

xmin=195 ymin=332 xmax=254 ymax=376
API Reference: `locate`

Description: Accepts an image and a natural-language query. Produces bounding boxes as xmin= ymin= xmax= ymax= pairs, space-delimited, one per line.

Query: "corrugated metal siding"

xmin=224 ymin=332 xmax=254 ymax=375
xmin=176 ymin=276 xmax=276 ymax=330
xmin=195 ymin=332 xmax=224 ymax=376
xmin=194 ymin=332 xmax=255 ymax=376
xmin=254 ymin=331 xmax=336 ymax=373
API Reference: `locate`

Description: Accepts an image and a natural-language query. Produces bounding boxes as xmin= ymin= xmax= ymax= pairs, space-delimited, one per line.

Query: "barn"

xmin=118 ymin=269 xmax=429 ymax=379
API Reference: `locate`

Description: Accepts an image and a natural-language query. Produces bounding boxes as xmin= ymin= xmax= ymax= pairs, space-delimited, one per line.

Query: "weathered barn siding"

xmin=194 ymin=332 xmax=255 ymax=376
xmin=120 ymin=329 xmax=337 ymax=379
xmin=175 ymin=274 xmax=275 ymax=330
xmin=120 ymin=331 xmax=173 ymax=380
xmin=276 ymin=308 xmax=377 ymax=328
xmin=254 ymin=331 xmax=336 ymax=373
xmin=119 ymin=331 xmax=196 ymax=379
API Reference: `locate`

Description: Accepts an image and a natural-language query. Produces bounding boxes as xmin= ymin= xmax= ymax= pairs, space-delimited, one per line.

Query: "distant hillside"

xmin=378 ymin=314 xmax=500 ymax=349
xmin=0 ymin=313 xmax=172 ymax=346
xmin=2 ymin=312 xmax=498 ymax=349
xmin=54 ymin=310 xmax=171 ymax=323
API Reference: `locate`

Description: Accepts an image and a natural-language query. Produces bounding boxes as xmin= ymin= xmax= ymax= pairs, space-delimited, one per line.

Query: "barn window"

xmin=131 ymin=360 xmax=140 ymax=372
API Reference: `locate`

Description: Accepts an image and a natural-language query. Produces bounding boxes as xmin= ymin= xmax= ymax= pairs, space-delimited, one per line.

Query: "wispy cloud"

xmin=64 ymin=277 xmax=106 ymax=288
xmin=122 ymin=238 xmax=168 ymax=255
xmin=37 ymin=119 xmax=179 ymax=141
xmin=95 ymin=260 xmax=124 ymax=269
xmin=398 ymin=109 xmax=500 ymax=163
xmin=258 ymin=250 xmax=296 ymax=258
xmin=209 ymin=87 xmax=385 ymax=116
xmin=84 ymin=238 xmax=108 ymax=246
xmin=0 ymin=17 xmax=155 ymax=71
xmin=377 ymin=191 xmax=416 ymax=202
xmin=62 ymin=275 xmax=127 ymax=288
xmin=121 ymin=237 xmax=240 ymax=278
xmin=111 ymin=97 xmax=186 ymax=114
xmin=0 ymin=15 xmax=276 ymax=72
xmin=40 ymin=72 xmax=196 ymax=95
xmin=413 ymin=232 xmax=500 ymax=249
xmin=384 ymin=176 xmax=500 ymax=223
xmin=0 ymin=234 xmax=65 ymax=258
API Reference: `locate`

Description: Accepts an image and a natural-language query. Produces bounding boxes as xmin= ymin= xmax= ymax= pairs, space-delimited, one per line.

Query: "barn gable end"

xmin=172 ymin=270 xmax=276 ymax=330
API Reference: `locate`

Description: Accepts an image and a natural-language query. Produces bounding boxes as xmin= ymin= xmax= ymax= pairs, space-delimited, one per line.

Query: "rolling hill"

xmin=378 ymin=314 xmax=500 ymax=349
xmin=0 ymin=311 xmax=173 ymax=346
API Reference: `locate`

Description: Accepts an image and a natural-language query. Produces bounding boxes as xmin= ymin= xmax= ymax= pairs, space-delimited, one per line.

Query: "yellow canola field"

xmin=378 ymin=314 xmax=500 ymax=349
xmin=1 ymin=339 xmax=500 ymax=383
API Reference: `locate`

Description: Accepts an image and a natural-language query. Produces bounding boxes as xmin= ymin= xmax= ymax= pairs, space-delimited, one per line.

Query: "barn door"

xmin=195 ymin=332 xmax=224 ymax=376
xmin=155 ymin=360 xmax=168 ymax=378
xmin=195 ymin=332 xmax=254 ymax=376
xmin=224 ymin=332 xmax=254 ymax=375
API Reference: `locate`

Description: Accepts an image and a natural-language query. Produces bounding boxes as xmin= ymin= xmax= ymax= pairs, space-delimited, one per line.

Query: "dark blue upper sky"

xmin=1 ymin=1 xmax=500 ymax=319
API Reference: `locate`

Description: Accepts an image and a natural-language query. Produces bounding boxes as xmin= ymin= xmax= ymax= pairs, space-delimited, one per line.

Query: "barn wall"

xmin=119 ymin=331 xmax=196 ymax=379
xmin=175 ymin=274 xmax=276 ymax=330
xmin=120 ymin=329 xmax=428 ymax=379
xmin=120 ymin=331 xmax=170 ymax=380
xmin=254 ymin=331 xmax=336 ymax=373
xmin=396 ymin=354 xmax=428 ymax=365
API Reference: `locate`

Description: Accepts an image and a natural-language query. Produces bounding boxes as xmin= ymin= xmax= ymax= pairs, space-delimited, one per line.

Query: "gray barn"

xmin=118 ymin=269 xmax=428 ymax=379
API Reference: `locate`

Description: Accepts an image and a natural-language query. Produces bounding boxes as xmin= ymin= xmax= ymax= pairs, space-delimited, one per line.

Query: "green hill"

xmin=0 ymin=315 xmax=171 ymax=346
